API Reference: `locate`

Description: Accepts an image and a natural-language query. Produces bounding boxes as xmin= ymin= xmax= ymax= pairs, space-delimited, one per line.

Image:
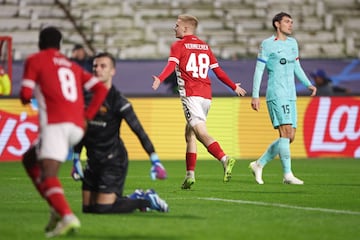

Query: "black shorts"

xmin=82 ymin=151 xmax=128 ymax=197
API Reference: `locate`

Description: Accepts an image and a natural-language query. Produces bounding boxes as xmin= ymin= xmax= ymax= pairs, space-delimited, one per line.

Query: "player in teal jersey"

xmin=249 ymin=12 xmax=317 ymax=185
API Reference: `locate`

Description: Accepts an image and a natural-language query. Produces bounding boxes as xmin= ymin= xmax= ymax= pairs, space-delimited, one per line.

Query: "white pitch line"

xmin=198 ymin=197 xmax=360 ymax=216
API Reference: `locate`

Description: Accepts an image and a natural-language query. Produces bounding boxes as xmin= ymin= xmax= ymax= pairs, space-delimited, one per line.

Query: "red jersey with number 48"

xmin=162 ymin=35 xmax=236 ymax=99
xmin=21 ymin=49 xmax=105 ymax=128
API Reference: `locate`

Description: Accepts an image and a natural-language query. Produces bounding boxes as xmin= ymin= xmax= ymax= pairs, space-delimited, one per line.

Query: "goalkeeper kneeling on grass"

xmin=70 ymin=52 xmax=168 ymax=214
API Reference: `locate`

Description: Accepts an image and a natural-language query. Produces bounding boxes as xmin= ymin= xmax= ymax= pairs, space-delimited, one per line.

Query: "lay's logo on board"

xmin=303 ymin=97 xmax=360 ymax=158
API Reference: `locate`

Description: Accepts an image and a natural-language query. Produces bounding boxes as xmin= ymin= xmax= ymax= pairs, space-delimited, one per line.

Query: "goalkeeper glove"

xmin=71 ymin=153 xmax=84 ymax=181
xmin=150 ymin=153 xmax=167 ymax=180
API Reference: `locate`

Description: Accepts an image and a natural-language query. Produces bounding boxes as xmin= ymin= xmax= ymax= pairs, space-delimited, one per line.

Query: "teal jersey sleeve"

xmin=252 ymin=41 xmax=267 ymax=98
xmin=255 ymin=36 xmax=307 ymax=101
xmin=294 ymin=59 xmax=312 ymax=87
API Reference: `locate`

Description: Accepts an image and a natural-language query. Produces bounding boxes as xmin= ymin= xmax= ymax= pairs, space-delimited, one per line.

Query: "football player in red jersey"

xmin=152 ymin=14 xmax=247 ymax=189
xmin=20 ymin=26 xmax=108 ymax=237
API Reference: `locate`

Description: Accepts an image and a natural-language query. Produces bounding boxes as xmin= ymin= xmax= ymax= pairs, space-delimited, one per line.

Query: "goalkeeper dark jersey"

xmin=80 ymin=85 xmax=155 ymax=163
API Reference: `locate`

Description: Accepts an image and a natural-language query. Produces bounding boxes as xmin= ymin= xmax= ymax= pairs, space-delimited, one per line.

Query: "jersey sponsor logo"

xmin=88 ymin=120 xmax=107 ymax=127
xmin=279 ymin=58 xmax=287 ymax=65
xmin=0 ymin=110 xmax=38 ymax=161
xmin=279 ymin=58 xmax=295 ymax=65
xmin=303 ymin=97 xmax=360 ymax=158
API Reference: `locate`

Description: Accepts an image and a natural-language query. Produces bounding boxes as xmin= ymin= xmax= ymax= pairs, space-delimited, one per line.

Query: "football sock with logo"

xmin=278 ymin=137 xmax=292 ymax=174
xmin=207 ymin=141 xmax=226 ymax=161
xmin=42 ymin=177 xmax=73 ymax=217
xmin=258 ymin=138 xmax=280 ymax=167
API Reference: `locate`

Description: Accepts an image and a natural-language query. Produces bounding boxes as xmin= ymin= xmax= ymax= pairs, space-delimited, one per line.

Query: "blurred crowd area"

xmin=1 ymin=0 xmax=360 ymax=60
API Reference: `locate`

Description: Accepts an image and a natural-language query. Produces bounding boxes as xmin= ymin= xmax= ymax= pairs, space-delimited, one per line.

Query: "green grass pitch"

xmin=0 ymin=158 xmax=359 ymax=240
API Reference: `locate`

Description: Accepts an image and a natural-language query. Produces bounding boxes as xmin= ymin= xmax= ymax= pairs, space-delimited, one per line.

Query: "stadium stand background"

xmin=1 ymin=0 xmax=360 ymax=96
xmin=1 ymin=0 xmax=360 ymax=60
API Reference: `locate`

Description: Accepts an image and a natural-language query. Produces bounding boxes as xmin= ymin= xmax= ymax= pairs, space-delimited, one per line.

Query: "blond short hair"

xmin=178 ymin=14 xmax=198 ymax=29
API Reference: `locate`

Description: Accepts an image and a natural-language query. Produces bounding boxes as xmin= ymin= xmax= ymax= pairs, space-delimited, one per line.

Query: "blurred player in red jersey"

xmin=152 ymin=14 xmax=247 ymax=189
xmin=20 ymin=26 xmax=108 ymax=238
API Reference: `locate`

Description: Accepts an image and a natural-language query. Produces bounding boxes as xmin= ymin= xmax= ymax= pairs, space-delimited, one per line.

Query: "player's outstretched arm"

xmin=122 ymin=105 xmax=167 ymax=180
xmin=212 ymin=67 xmax=246 ymax=96
xmin=152 ymin=75 xmax=161 ymax=90
xmin=153 ymin=61 xmax=177 ymax=91
xmin=234 ymin=83 xmax=247 ymax=96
